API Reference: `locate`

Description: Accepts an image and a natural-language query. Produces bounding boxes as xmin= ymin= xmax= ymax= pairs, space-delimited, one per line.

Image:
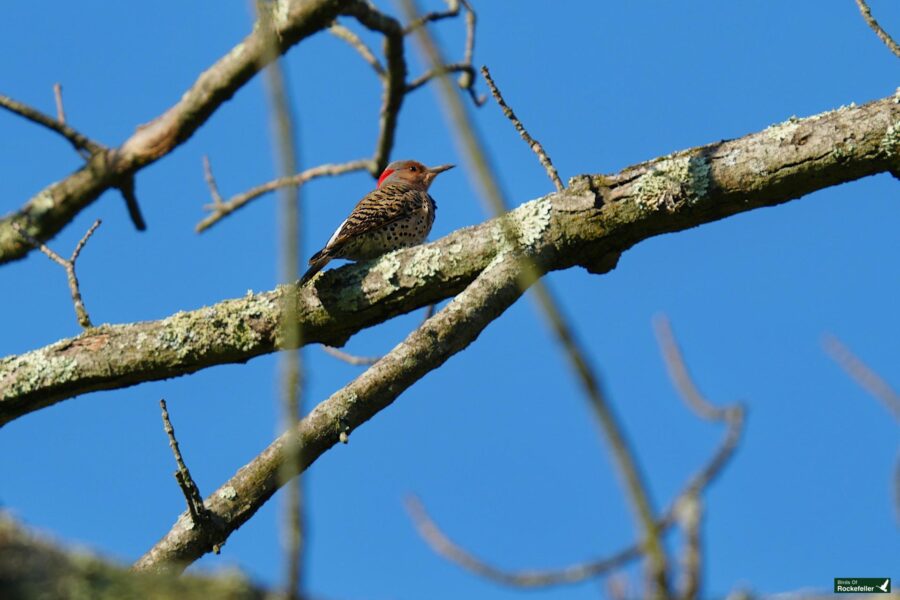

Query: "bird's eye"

xmin=409 ymin=165 xmax=418 ymax=172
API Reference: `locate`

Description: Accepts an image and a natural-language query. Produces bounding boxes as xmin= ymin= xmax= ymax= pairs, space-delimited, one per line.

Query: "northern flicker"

xmin=301 ymin=160 xmax=454 ymax=284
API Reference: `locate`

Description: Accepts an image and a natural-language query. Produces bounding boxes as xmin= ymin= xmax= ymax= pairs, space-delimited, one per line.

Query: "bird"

xmin=300 ymin=159 xmax=454 ymax=284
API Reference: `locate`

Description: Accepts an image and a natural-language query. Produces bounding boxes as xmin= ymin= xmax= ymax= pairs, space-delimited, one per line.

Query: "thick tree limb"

xmin=133 ymin=251 xmax=529 ymax=572
xmin=0 ymin=0 xmax=350 ymax=265
xmin=2 ymin=94 xmax=898 ymax=426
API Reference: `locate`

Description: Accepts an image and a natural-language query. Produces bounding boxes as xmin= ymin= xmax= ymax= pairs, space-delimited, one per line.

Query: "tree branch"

xmin=12 ymin=219 xmax=101 ymax=329
xmin=133 ymin=251 xmax=530 ymax=572
xmin=854 ymin=0 xmax=900 ymax=59
xmin=481 ymin=65 xmax=564 ymax=191
xmin=2 ymin=95 xmax=897 ymax=426
xmin=0 ymin=0 xmax=348 ymax=265
xmin=0 ymin=92 xmax=103 ymax=155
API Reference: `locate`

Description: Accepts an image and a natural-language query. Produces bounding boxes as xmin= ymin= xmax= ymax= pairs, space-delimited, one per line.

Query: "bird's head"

xmin=377 ymin=160 xmax=454 ymax=190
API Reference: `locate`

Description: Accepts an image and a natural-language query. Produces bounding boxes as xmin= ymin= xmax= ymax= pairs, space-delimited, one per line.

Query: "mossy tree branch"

xmin=1 ymin=94 xmax=898 ymax=427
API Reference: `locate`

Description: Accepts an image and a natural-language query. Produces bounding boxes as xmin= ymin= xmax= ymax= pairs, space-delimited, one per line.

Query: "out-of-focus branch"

xmin=0 ymin=0 xmax=348 ymax=265
xmin=0 ymin=514 xmax=265 ymax=600
xmin=481 ymin=66 xmax=564 ymax=191
xmin=823 ymin=334 xmax=900 ymax=421
xmin=854 ymin=0 xmax=900 ymax=59
xmin=3 ymin=94 xmax=897 ymax=426
xmin=329 ymin=22 xmax=385 ymax=77
xmin=321 ymin=345 xmax=380 ymax=366
xmin=12 ymin=219 xmax=101 ymax=329
xmin=134 ymin=251 xmax=530 ymax=573
xmin=0 ymin=92 xmax=103 ymax=155
xmin=404 ymin=1 xmax=670 ymax=594
xmin=674 ymin=492 xmax=702 ymax=600
xmin=52 ymin=83 xmax=67 ymax=125
xmin=257 ymin=1 xmax=306 ymax=592
xmin=404 ymin=317 xmax=745 ymax=590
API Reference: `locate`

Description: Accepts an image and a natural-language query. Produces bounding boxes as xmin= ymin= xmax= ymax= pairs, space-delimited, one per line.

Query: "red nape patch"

xmin=377 ymin=168 xmax=395 ymax=188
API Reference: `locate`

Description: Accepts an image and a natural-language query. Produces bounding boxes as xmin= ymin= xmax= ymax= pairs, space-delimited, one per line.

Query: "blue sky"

xmin=1 ymin=1 xmax=897 ymax=598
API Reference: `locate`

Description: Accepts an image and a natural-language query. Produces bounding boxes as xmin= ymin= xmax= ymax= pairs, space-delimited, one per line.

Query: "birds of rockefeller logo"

xmin=833 ymin=578 xmax=891 ymax=593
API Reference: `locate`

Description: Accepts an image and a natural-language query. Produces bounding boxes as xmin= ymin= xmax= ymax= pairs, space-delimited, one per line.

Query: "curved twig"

xmin=854 ymin=0 xmax=900 ymax=59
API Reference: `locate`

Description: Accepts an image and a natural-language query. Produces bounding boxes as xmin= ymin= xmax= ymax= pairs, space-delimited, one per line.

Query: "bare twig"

xmin=854 ymin=0 xmax=900 ymax=59
xmin=329 ymin=22 xmax=385 ymax=77
xmin=52 ymin=83 xmax=66 ymax=124
xmin=322 ymin=345 xmax=380 ymax=366
xmin=196 ymin=159 xmax=371 ymax=232
xmin=404 ymin=2 xmax=669 ymax=595
xmin=13 ymin=219 xmax=101 ymax=329
xmin=158 ymin=399 xmax=208 ymax=529
xmin=481 ymin=66 xmax=564 ymax=192
xmin=202 ymin=156 xmax=225 ymax=207
xmin=823 ymin=334 xmax=900 ymax=421
xmin=0 ymin=92 xmax=103 ymax=155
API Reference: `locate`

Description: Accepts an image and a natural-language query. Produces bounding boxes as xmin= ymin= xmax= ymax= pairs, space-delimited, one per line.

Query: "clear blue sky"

xmin=1 ymin=1 xmax=897 ymax=598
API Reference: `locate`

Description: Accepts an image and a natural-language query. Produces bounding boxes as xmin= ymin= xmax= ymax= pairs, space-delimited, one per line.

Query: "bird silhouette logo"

xmin=877 ymin=579 xmax=890 ymax=592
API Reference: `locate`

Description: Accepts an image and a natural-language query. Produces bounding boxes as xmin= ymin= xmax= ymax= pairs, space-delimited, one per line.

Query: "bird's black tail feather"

xmin=300 ymin=250 xmax=330 ymax=285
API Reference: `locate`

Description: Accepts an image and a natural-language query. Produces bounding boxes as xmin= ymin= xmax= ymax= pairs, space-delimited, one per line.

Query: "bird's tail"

xmin=300 ymin=249 xmax=331 ymax=285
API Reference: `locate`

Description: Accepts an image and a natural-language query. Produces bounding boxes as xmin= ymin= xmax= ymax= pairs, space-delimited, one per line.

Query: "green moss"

xmin=633 ymin=154 xmax=710 ymax=211
xmin=402 ymin=245 xmax=442 ymax=279
xmin=880 ymin=121 xmax=900 ymax=157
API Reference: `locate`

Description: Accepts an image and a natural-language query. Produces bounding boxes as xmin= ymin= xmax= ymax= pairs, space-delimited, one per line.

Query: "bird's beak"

xmin=427 ymin=164 xmax=455 ymax=175
xmin=424 ymin=164 xmax=454 ymax=186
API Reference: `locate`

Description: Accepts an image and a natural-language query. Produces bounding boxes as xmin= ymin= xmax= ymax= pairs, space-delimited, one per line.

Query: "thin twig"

xmin=321 ymin=345 xmax=380 ymax=366
xmin=52 ymin=83 xmax=66 ymax=124
xmin=202 ymin=156 xmax=224 ymax=207
xmin=405 ymin=494 xmax=644 ymax=587
xmin=823 ymin=334 xmax=900 ymax=421
xmin=0 ymin=93 xmax=103 ymax=155
xmin=159 ymin=399 xmax=208 ymax=529
xmin=196 ymin=159 xmax=372 ymax=233
xmin=13 ymin=219 xmax=101 ymax=329
xmin=329 ymin=22 xmax=385 ymax=77
xmin=406 ymin=63 xmax=476 ymax=93
xmin=653 ymin=316 xmax=746 ymax=496
xmin=481 ymin=66 xmax=564 ymax=192
xmin=854 ymin=0 xmax=900 ymax=59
